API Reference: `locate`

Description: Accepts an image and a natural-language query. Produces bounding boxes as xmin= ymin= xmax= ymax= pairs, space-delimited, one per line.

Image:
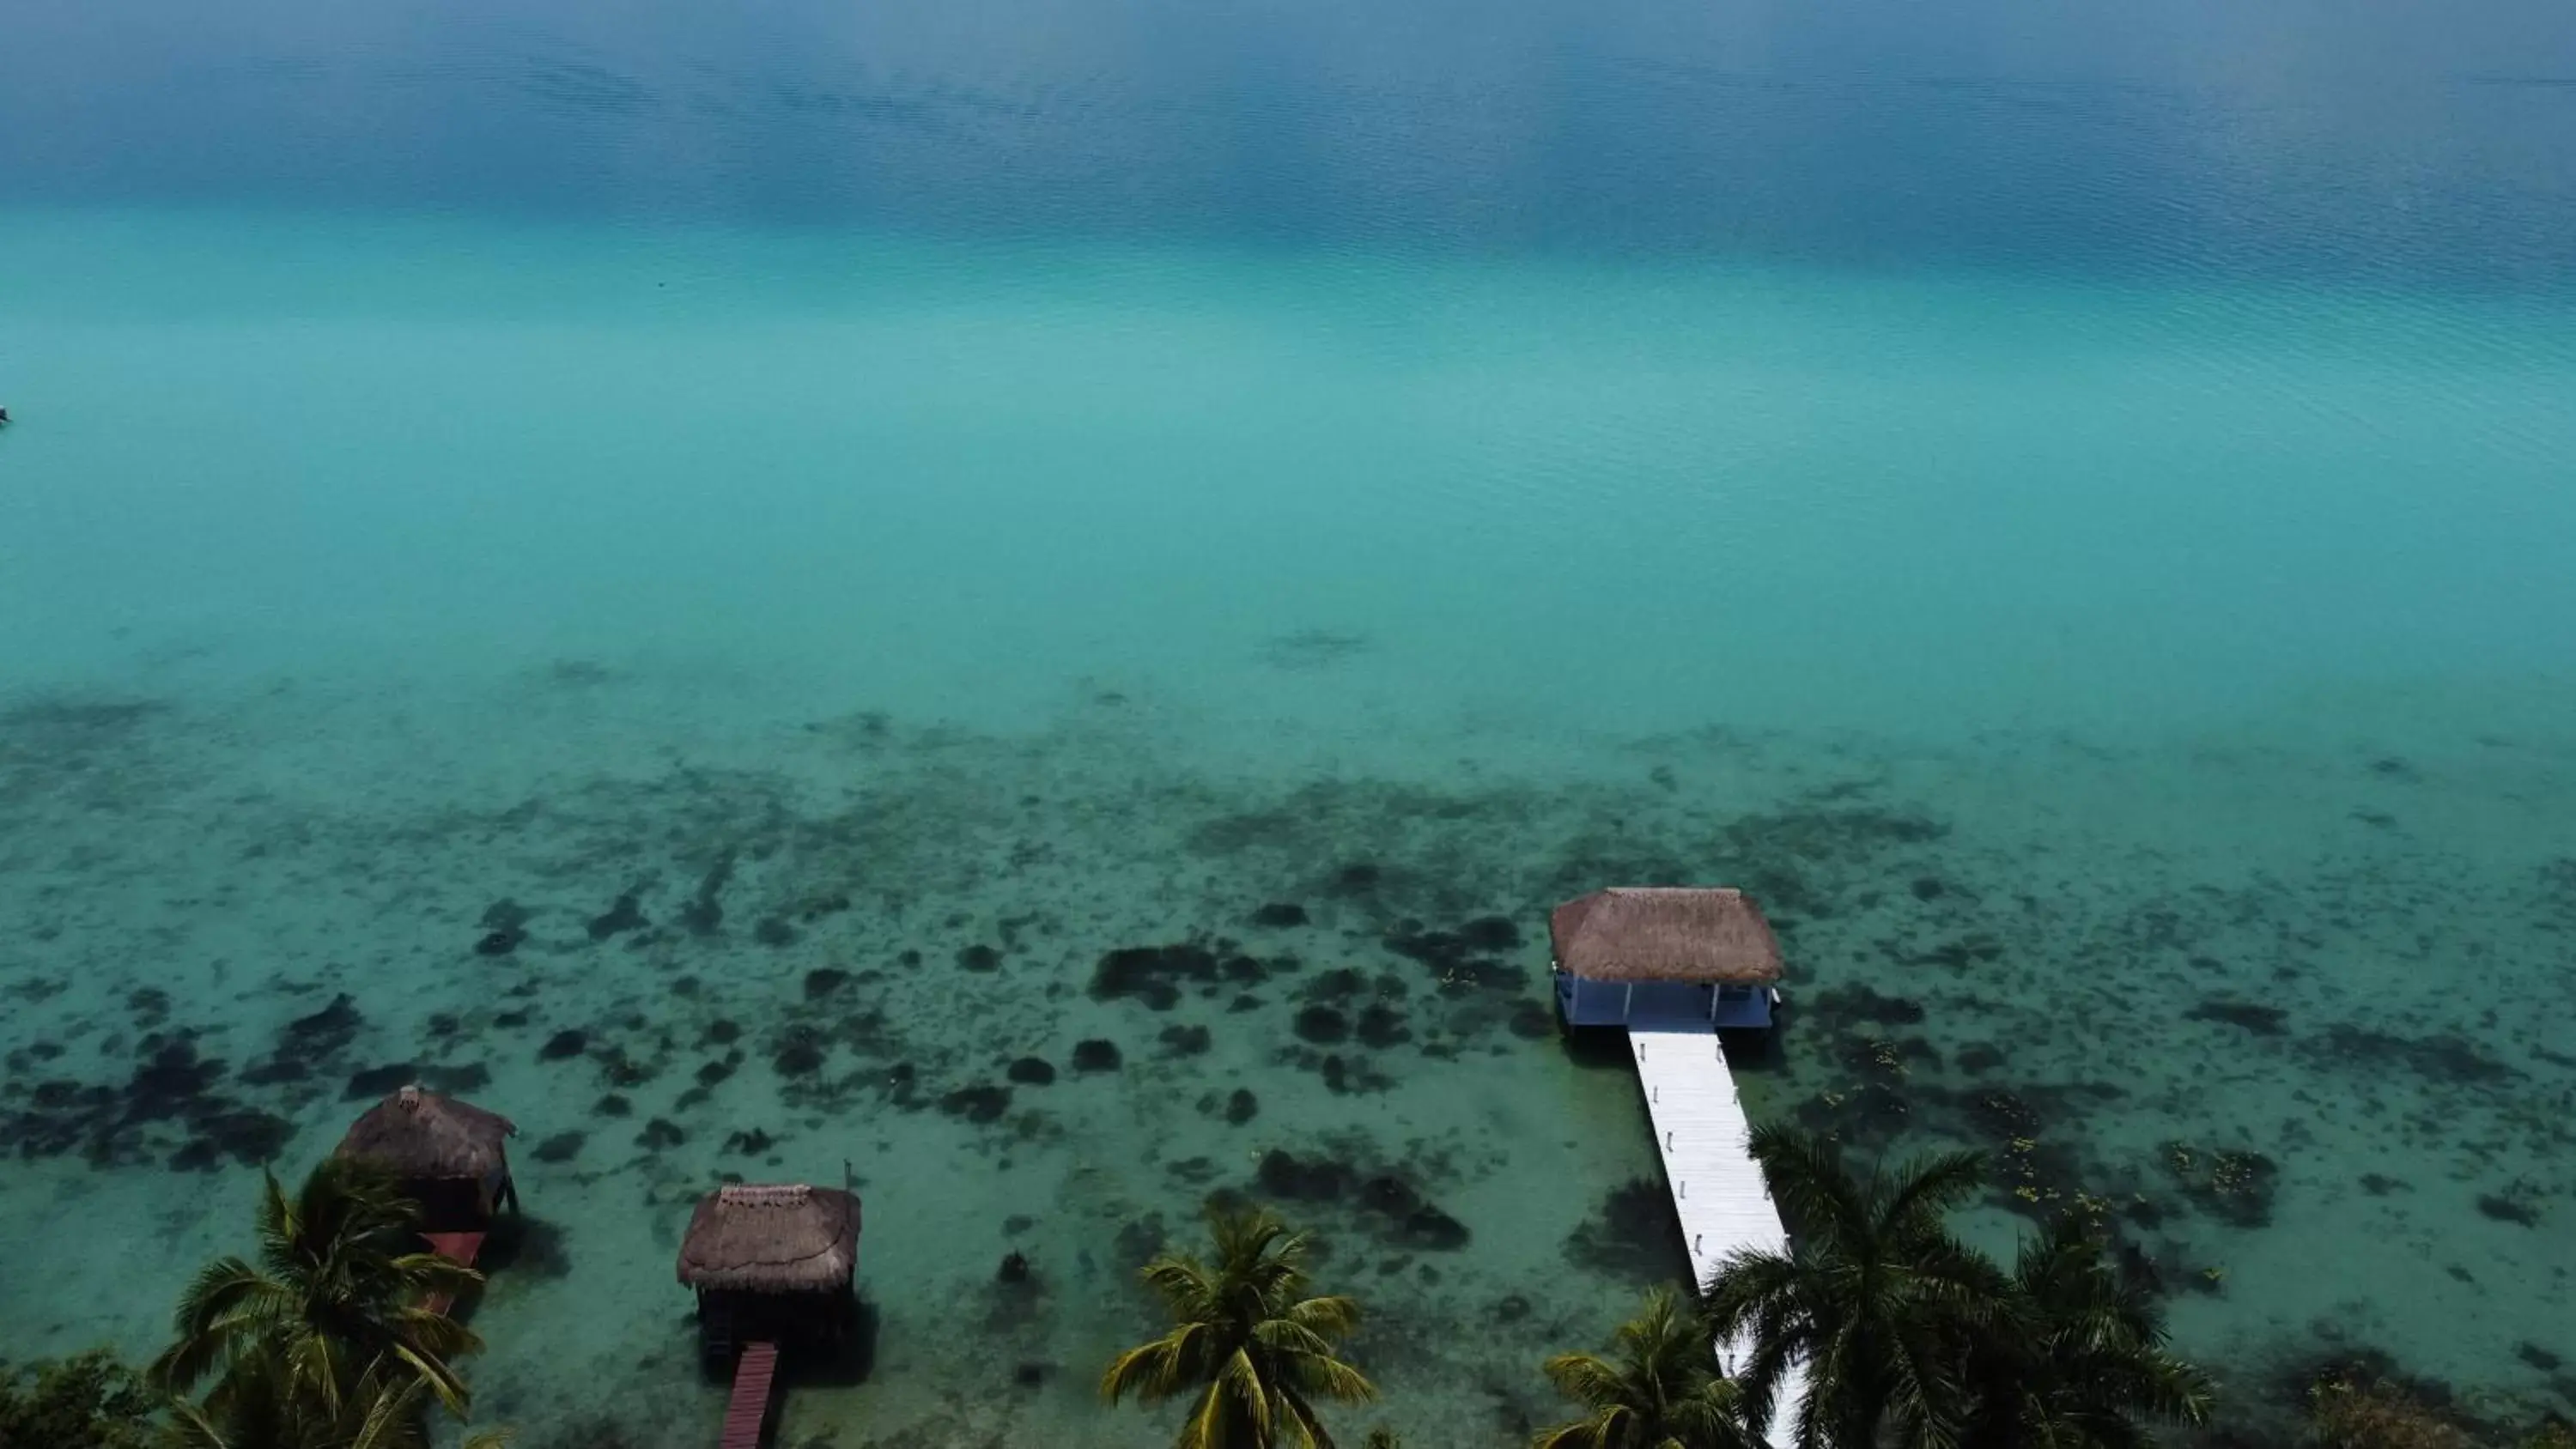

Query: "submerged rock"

xmin=1091 ymin=943 xmax=1220 ymax=1010
xmin=940 ymin=1085 xmax=1012 ymax=1123
xmin=2185 ymin=998 xmax=2287 ymax=1036
xmin=1293 ymin=1006 xmax=1349 ymax=1045
xmin=1354 ymin=1004 xmax=1410 ymax=1049
xmin=772 ymin=1028 xmax=827 ymax=1077
xmin=475 ymin=900 xmax=529 ymax=955
xmin=2160 ymin=1141 xmax=2281 ymax=1228
xmin=1564 ymin=1179 xmax=1690 ymax=1284
xmin=532 ymin=1131 xmax=586 ymax=1163
xmin=1356 ymin=1174 xmax=1470 ymax=1250
xmin=586 ymin=892 xmax=647 ymax=942
xmin=1256 ymin=1149 xmax=1352 ymax=1201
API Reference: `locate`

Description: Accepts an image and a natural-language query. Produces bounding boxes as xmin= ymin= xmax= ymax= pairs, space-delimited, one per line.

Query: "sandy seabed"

xmin=3 ymin=647 xmax=2571 ymax=1448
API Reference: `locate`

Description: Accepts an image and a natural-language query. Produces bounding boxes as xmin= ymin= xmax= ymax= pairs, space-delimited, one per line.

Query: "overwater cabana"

xmin=336 ymin=1084 xmax=519 ymax=1231
xmin=1549 ymin=886 xmax=1783 ymax=1030
xmin=678 ymin=1182 xmax=862 ymax=1449
xmin=678 ymin=1182 xmax=861 ymax=1367
xmin=337 ymin=1084 xmax=519 ymax=1310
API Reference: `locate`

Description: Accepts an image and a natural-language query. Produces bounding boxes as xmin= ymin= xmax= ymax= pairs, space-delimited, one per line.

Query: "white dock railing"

xmin=1628 ymin=1022 xmax=1810 ymax=1449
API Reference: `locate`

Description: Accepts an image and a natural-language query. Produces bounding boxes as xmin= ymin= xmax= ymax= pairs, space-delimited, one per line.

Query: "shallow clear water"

xmin=3 ymin=0 xmax=2575 ymax=1442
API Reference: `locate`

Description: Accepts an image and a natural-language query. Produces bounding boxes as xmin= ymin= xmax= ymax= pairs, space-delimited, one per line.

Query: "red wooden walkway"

xmin=422 ymin=1231 xmax=485 ymax=1317
xmin=721 ymin=1342 xmax=780 ymax=1449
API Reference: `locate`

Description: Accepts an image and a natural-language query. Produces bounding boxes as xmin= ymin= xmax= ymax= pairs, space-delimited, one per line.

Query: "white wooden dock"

xmin=1628 ymin=1022 xmax=1809 ymax=1449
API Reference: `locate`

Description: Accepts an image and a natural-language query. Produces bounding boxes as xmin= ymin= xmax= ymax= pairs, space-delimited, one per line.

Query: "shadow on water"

xmin=1552 ymin=1025 xmax=1633 ymax=1071
xmin=1717 ymin=1023 xmax=1788 ymax=1072
xmin=677 ymin=1298 xmax=881 ymax=1449
xmin=476 ymin=1214 xmax=573 ymax=1282
xmin=774 ymin=1299 xmax=881 ymax=1390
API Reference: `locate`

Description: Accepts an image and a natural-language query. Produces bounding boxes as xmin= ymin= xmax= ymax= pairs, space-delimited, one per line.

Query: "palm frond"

xmin=1285 ymin=1351 xmax=1376 ymax=1405
xmin=1102 ymin=1331 xmax=1193 ymax=1404
xmin=1530 ymin=1404 xmax=1625 ymax=1449
xmin=163 ymin=1397 xmax=234 ymax=1449
xmin=1284 ymin=1293 xmax=1362 ymax=1339
xmin=387 ymin=1341 xmax=473 ymax=1419
xmin=1542 ymin=1352 xmax=1631 ymax=1409
xmin=1746 ymin=1124 xmax=1869 ymax=1245
xmin=345 ymin=1374 xmax=433 ymax=1449
xmin=1875 ymin=1150 xmax=1988 ymax=1233
xmin=151 ymin=1258 xmax=283 ymax=1392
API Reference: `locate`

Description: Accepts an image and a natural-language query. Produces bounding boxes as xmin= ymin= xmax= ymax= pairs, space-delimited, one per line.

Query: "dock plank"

xmin=720 ymin=1341 xmax=779 ymax=1449
xmin=420 ymin=1231 xmax=484 ymax=1318
xmin=1629 ymin=1022 xmax=1810 ymax=1449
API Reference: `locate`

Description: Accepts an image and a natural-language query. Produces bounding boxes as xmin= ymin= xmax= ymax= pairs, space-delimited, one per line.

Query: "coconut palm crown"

xmin=1702 ymin=1125 xmax=2011 ymax=1449
xmin=149 ymin=1156 xmax=485 ymax=1434
xmin=1964 ymin=1214 xmax=2213 ymax=1448
xmin=163 ymin=1358 xmax=510 ymax=1449
xmin=1534 ymin=1284 xmax=1763 ymax=1449
xmin=1103 ymin=1202 xmax=1377 ymax=1449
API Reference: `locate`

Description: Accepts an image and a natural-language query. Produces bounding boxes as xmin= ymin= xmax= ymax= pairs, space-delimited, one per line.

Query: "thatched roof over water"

xmin=336 ymin=1085 xmax=517 ymax=1181
xmin=1549 ymin=887 xmax=1783 ymax=985
xmin=677 ymin=1184 xmax=861 ymax=1293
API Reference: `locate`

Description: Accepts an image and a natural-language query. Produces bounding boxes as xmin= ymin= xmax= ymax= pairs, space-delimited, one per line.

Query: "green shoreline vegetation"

xmin=5 ymin=1133 xmax=2567 ymax=1449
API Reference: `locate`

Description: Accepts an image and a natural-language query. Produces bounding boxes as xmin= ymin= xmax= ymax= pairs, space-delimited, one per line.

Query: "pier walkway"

xmin=1628 ymin=1022 xmax=1809 ymax=1449
xmin=720 ymin=1341 xmax=780 ymax=1449
xmin=420 ymin=1230 xmax=485 ymax=1318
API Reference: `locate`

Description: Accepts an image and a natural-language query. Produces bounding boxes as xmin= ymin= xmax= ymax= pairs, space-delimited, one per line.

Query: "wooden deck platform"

xmin=421 ymin=1231 xmax=484 ymax=1317
xmin=1628 ymin=1022 xmax=1810 ymax=1449
xmin=721 ymin=1341 xmax=780 ymax=1449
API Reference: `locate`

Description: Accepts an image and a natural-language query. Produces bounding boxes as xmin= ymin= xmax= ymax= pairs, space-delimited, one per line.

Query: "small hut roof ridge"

xmin=677 ymin=1183 xmax=861 ymax=1292
xmin=335 ymin=1085 xmax=518 ymax=1182
xmin=1550 ymin=886 xmax=1783 ymax=985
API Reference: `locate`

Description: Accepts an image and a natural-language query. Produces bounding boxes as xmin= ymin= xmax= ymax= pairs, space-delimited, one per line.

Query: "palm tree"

xmin=149 ymin=1157 xmax=486 ymax=1442
xmin=1533 ymin=1285 xmax=1763 ymax=1449
xmin=1702 ymin=1125 xmax=2010 ymax=1449
xmin=165 ymin=1355 xmax=508 ymax=1449
xmin=1963 ymin=1216 xmax=2211 ymax=1449
xmin=1102 ymin=1202 xmax=1377 ymax=1449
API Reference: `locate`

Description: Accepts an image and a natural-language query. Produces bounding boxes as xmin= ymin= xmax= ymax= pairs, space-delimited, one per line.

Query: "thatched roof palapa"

xmin=1549 ymin=887 xmax=1784 ymax=985
xmin=336 ymin=1085 xmax=518 ymax=1181
xmin=677 ymin=1184 xmax=861 ymax=1293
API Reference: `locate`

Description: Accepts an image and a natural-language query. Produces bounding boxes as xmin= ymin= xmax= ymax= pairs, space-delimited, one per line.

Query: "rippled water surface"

xmin=3 ymin=0 xmax=2574 ymax=1442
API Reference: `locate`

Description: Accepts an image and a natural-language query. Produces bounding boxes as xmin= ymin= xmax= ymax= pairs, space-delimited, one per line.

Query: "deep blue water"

xmin=7 ymin=0 xmax=2575 ymax=282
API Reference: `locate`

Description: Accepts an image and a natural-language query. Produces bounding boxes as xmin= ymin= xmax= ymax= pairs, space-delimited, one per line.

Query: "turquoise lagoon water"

xmin=5 ymin=0 xmax=2576 ymax=1444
